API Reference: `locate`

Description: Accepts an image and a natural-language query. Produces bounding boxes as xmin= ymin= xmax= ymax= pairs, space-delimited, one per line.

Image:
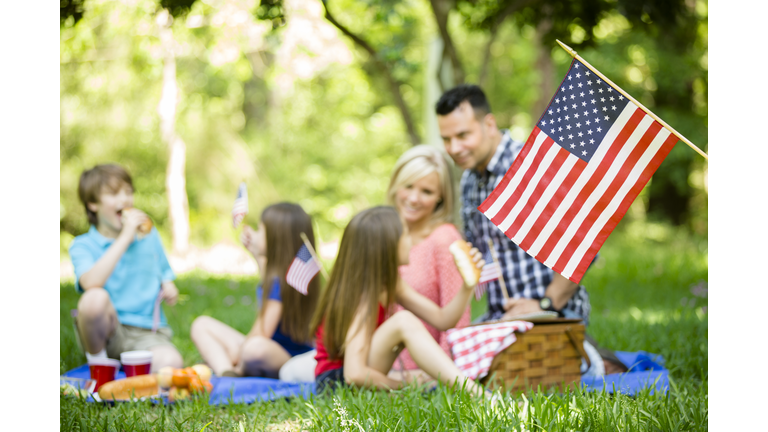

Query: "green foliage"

xmin=61 ymin=0 xmax=87 ymax=27
xmin=59 ymin=0 xmax=430 ymax=255
xmin=161 ymin=0 xmax=199 ymax=17
xmin=457 ymin=0 xmax=611 ymax=49
xmin=61 ymin=0 xmax=170 ymax=243
xmin=255 ymin=0 xmax=287 ymax=29
xmin=59 ymin=0 xmax=707 ymax=249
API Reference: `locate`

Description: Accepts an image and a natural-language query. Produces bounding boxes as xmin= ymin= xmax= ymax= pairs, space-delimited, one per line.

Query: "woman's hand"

xmin=465 ymin=246 xmax=485 ymax=290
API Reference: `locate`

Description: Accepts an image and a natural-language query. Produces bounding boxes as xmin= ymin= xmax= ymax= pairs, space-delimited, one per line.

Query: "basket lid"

xmin=472 ymin=311 xmax=583 ymax=326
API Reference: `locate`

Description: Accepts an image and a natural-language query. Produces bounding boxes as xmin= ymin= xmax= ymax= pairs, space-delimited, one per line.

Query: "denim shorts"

xmin=315 ymin=367 xmax=345 ymax=394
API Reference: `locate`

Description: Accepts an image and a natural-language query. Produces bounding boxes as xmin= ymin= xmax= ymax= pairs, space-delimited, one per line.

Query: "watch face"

xmin=540 ymin=297 xmax=552 ymax=310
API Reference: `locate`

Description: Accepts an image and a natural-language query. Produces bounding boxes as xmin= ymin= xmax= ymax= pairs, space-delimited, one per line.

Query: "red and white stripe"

xmin=478 ymin=103 xmax=677 ymax=283
xmin=232 ymin=183 xmax=248 ymax=228
xmin=474 ymin=260 xmax=500 ymax=300
xmin=285 ymin=258 xmax=320 ymax=295
xmin=446 ymin=321 xmax=533 ymax=380
xmin=479 ymin=261 xmax=500 ymax=285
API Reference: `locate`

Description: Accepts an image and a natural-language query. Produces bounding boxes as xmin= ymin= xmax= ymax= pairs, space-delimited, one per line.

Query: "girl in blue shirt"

xmin=191 ymin=203 xmax=320 ymax=377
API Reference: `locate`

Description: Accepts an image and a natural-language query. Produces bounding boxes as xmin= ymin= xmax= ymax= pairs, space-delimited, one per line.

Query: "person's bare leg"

xmin=368 ymin=311 xmax=485 ymax=396
xmin=387 ymin=368 xmax=433 ymax=386
xmin=237 ymin=336 xmax=291 ymax=378
xmin=76 ymin=288 xmax=118 ymax=354
xmin=190 ymin=316 xmax=246 ymax=375
xmin=148 ymin=344 xmax=184 ymax=372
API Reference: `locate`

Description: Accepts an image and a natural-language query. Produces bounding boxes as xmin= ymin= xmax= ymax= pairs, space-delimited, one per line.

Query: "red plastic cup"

xmin=120 ymin=350 xmax=153 ymax=377
xmin=88 ymin=358 xmax=121 ymax=391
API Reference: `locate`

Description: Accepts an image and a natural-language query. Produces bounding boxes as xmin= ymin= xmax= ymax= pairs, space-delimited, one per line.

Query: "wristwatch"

xmin=539 ymin=296 xmax=563 ymax=316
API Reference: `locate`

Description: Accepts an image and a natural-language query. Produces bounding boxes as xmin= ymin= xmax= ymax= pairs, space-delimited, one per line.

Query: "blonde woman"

xmin=386 ymin=145 xmax=470 ymax=376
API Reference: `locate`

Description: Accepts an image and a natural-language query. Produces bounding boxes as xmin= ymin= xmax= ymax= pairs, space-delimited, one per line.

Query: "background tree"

xmin=320 ymin=0 xmax=426 ymax=145
xmin=157 ymin=0 xmax=198 ymax=254
xmin=60 ymin=0 xmax=708 ymax=263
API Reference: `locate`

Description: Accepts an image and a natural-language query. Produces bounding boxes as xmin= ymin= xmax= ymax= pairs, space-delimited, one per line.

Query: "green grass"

xmin=60 ymin=220 xmax=707 ymax=431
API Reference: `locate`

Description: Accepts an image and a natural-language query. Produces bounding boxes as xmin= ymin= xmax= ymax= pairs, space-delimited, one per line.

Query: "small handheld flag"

xmin=286 ymin=244 xmax=321 ymax=295
xmin=478 ymin=44 xmax=688 ymax=284
xmin=474 ymin=250 xmax=500 ymax=300
xmin=232 ymin=182 xmax=248 ymax=229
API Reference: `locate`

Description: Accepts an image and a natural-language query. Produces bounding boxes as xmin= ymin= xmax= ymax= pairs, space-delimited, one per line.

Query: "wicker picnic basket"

xmin=479 ymin=318 xmax=588 ymax=393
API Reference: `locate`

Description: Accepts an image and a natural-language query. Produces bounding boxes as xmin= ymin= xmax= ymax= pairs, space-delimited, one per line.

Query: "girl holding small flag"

xmin=191 ymin=203 xmax=320 ymax=377
xmin=310 ymin=206 xmax=489 ymax=397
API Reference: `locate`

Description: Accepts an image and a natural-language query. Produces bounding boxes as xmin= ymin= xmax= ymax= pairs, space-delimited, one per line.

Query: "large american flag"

xmin=475 ymin=250 xmax=500 ymax=300
xmin=285 ymin=244 xmax=320 ymax=295
xmin=478 ymin=59 xmax=678 ymax=283
xmin=232 ymin=182 xmax=248 ymax=228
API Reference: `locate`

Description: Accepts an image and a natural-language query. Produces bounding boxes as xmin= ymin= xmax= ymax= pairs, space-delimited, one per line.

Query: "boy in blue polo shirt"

xmin=69 ymin=164 xmax=183 ymax=371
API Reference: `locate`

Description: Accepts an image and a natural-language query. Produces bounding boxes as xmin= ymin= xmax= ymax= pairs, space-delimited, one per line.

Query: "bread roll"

xmin=97 ymin=374 xmax=159 ymax=400
xmin=122 ymin=207 xmax=153 ymax=236
xmin=449 ymin=240 xmax=481 ymax=286
xmin=138 ymin=218 xmax=153 ymax=235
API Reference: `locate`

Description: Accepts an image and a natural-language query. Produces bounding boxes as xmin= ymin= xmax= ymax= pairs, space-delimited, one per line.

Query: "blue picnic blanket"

xmin=63 ymin=351 xmax=667 ymax=404
xmin=580 ymin=351 xmax=669 ymax=396
xmin=61 ymin=364 xmax=315 ymax=405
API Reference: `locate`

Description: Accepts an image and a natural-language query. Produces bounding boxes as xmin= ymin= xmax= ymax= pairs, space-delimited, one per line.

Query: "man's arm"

xmin=78 ymin=209 xmax=145 ymax=290
xmin=545 ymin=273 xmax=580 ymax=310
xmin=502 ymin=272 xmax=579 ymax=317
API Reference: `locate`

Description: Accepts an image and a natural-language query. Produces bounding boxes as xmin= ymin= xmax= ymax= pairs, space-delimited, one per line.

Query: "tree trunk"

xmin=322 ymin=1 xmax=420 ymax=145
xmin=531 ymin=18 xmax=555 ymax=119
xmin=428 ymin=0 xmax=464 ymax=86
xmin=157 ymin=10 xmax=190 ymax=254
xmin=479 ymin=0 xmax=538 ymax=88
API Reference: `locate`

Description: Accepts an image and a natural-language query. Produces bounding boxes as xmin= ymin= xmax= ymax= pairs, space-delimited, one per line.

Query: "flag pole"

xmin=555 ymin=40 xmax=708 ymax=161
xmin=300 ymin=232 xmax=329 ymax=279
xmin=485 ymin=238 xmax=509 ymax=301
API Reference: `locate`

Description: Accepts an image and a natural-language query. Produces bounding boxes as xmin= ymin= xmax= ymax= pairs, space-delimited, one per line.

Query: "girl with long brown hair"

xmin=191 ymin=203 xmax=320 ymax=377
xmin=311 ymin=206 xmax=487 ymax=396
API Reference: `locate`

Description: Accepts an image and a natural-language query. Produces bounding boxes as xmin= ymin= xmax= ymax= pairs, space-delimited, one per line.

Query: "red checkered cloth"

xmin=446 ymin=321 xmax=534 ymax=380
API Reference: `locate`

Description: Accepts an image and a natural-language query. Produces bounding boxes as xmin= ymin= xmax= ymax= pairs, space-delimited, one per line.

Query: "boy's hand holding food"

xmin=120 ymin=207 xmax=152 ymax=238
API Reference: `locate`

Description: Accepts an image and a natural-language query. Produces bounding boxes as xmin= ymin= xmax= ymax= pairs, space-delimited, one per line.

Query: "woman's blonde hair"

xmin=387 ymin=144 xmax=455 ymax=226
xmin=310 ymin=206 xmax=402 ymax=361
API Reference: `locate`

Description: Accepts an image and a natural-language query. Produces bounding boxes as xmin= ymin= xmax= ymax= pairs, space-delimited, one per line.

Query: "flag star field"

xmin=539 ymin=61 xmax=630 ymax=163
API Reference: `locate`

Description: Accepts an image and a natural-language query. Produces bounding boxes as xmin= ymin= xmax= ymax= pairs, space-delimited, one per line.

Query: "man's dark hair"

xmin=435 ymin=84 xmax=491 ymax=119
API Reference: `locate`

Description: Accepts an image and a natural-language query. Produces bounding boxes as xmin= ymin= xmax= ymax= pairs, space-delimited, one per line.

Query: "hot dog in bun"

xmin=448 ymin=240 xmax=482 ymax=286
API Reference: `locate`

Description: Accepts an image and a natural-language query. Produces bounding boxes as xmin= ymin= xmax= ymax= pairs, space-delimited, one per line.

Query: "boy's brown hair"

xmin=78 ymin=164 xmax=134 ymax=227
xmin=310 ymin=206 xmax=402 ymax=361
xmin=260 ymin=202 xmax=320 ymax=344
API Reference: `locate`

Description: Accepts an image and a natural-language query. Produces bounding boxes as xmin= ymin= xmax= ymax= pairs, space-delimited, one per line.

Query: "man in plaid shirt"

xmin=436 ymin=84 xmax=592 ymax=324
